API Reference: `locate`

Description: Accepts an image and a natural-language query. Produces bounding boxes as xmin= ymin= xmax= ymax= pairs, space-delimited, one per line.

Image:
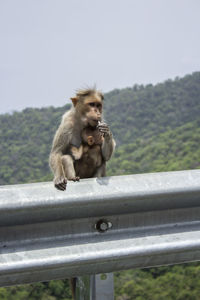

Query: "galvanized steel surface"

xmin=0 ymin=170 xmax=200 ymax=286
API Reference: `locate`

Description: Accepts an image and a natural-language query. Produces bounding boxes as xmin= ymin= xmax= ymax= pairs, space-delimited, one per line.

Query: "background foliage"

xmin=0 ymin=72 xmax=200 ymax=299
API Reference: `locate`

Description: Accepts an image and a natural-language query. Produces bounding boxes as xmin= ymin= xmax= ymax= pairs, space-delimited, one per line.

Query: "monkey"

xmin=49 ymin=88 xmax=115 ymax=191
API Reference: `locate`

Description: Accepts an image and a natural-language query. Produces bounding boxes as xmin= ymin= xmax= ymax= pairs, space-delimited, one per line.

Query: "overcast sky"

xmin=0 ymin=0 xmax=199 ymax=114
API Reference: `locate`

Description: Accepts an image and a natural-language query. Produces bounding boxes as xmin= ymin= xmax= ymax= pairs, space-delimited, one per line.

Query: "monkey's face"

xmin=83 ymin=95 xmax=103 ymax=127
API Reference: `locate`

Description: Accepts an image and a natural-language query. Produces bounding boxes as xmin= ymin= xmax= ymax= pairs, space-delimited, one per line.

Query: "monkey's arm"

xmin=101 ymin=133 xmax=115 ymax=161
xmin=98 ymin=123 xmax=116 ymax=161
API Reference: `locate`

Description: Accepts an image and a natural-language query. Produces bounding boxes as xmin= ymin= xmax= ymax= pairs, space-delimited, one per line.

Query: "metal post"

xmin=76 ymin=273 xmax=114 ymax=300
xmin=76 ymin=276 xmax=90 ymax=300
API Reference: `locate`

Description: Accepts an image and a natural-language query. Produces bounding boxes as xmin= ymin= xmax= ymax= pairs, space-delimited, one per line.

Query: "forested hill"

xmin=104 ymin=72 xmax=200 ymax=145
xmin=0 ymin=71 xmax=200 ymax=185
xmin=107 ymin=118 xmax=200 ymax=176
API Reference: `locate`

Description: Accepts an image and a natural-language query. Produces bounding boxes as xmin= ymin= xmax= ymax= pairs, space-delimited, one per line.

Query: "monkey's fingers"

xmin=69 ymin=176 xmax=80 ymax=182
xmin=55 ymin=184 xmax=66 ymax=191
xmin=56 ymin=180 xmax=67 ymax=190
xmin=54 ymin=177 xmax=67 ymax=191
xmin=99 ymin=128 xmax=109 ymax=133
xmin=98 ymin=124 xmax=109 ymax=132
xmin=98 ymin=127 xmax=110 ymax=137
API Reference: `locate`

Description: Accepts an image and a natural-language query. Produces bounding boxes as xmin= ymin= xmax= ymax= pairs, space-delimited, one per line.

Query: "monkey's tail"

xmin=70 ymin=277 xmax=77 ymax=300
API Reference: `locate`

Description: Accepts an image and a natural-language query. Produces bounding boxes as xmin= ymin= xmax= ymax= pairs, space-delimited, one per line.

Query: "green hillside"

xmin=104 ymin=72 xmax=200 ymax=145
xmin=0 ymin=72 xmax=200 ymax=299
xmin=107 ymin=118 xmax=200 ymax=176
xmin=0 ymin=105 xmax=68 ymax=185
xmin=0 ymin=72 xmax=199 ymax=185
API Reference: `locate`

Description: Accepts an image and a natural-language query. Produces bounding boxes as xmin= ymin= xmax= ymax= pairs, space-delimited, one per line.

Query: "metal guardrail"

xmin=0 ymin=169 xmax=200 ymax=290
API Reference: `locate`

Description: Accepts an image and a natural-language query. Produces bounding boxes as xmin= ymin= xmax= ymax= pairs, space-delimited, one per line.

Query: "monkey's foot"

xmin=69 ymin=176 xmax=80 ymax=182
xmin=54 ymin=176 xmax=67 ymax=191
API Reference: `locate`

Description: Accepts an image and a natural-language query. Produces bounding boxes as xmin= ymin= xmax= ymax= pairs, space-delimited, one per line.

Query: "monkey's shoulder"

xmin=61 ymin=108 xmax=75 ymax=121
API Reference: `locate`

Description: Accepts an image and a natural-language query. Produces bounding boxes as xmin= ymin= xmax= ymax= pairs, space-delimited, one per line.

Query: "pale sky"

xmin=0 ymin=0 xmax=200 ymax=114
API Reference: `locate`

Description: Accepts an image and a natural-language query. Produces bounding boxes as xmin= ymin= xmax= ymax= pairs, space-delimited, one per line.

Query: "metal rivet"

xmin=95 ymin=219 xmax=112 ymax=233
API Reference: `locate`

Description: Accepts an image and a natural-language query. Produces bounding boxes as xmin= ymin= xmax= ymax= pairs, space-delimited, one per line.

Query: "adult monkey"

xmin=49 ymin=88 xmax=115 ymax=191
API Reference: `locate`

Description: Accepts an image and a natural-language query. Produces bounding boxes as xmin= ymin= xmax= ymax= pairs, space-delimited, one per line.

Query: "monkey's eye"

xmin=89 ymin=102 xmax=95 ymax=107
xmin=97 ymin=103 xmax=102 ymax=109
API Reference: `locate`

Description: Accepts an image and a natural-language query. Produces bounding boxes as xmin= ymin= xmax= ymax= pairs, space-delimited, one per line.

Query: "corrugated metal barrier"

xmin=0 ymin=170 xmax=200 ymax=299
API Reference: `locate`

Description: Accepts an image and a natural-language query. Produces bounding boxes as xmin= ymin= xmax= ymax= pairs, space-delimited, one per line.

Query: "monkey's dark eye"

xmin=89 ymin=102 xmax=95 ymax=107
xmin=97 ymin=104 xmax=102 ymax=109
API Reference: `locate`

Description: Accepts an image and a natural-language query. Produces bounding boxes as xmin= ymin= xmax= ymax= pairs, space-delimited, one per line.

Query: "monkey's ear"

xmin=70 ymin=97 xmax=79 ymax=107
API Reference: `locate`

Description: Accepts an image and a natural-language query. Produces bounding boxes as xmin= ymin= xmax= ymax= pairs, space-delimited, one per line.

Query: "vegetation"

xmin=0 ymin=72 xmax=200 ymax=299
xmin=0 ymin=280 xmax=71 ymax=300
xmin=107 ymin=119 xmax=200 ymax=176
xmin=115 ymin=264 xmax=200 ymax=300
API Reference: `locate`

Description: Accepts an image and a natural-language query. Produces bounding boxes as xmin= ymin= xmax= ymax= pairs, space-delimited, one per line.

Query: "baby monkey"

xmin=70 ymin=122 xmax=105 ymax=179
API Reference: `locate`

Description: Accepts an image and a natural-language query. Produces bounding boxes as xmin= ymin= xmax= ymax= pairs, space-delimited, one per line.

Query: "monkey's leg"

xmin=61 ymin=155 xmax=80 ymax=181
xmin=49 ymin=153 xmax=67 ymax=191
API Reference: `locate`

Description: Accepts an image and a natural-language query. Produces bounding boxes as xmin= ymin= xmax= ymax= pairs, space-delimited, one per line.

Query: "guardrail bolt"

xmin=95 ymin=219 xmax=112 ymax=233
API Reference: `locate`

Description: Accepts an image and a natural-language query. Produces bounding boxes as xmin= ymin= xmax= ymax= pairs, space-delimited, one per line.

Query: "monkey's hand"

xmin=54 ymin=175 xmax=67 ymax=191
xmin=98 ymin=122 xmax=112 ymax=138
xmin=98 ymin=122 xmax=115 ymax=161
